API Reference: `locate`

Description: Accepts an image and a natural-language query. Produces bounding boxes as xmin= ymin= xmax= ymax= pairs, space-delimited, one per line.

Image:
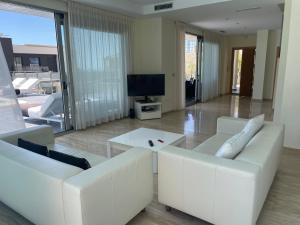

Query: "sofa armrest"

xmin=63 ymin=148 xmax=153 ymax=225
xmin=158 ymin=145 xmax=260 ymax=225
xmin=0 ymin=125 xmax=54 ymax=146
xmin=0 ymin=140 xmax=82 ymax=225
xmin=217 ymin=116 xmax=248 ymax=135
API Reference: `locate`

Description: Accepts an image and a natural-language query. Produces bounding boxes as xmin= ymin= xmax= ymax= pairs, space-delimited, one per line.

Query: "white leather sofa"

xmin=158 ymin=116 xmax=284 ymax=225
xmin=0 ymin=125 xmax=153 ymax=225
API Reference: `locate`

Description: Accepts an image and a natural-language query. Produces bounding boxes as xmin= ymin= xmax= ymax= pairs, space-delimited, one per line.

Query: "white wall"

xmin=252 ymin=30 xmax=268 ymax=100
xmin=161 ymin=18 xmax=177 ymax=112
xmin=133 ymin=18 xmax=162 ymax=74
xmin=274 ymin=0 xmax=300 ymax=149
xmin=133 ymin=17 xmax=177 ymax=113
xmin=221 ymin=32 xmax=280 ymax=99
xmin=133 ymin=17 xmax=229 ymax=112
xmin=263 ymin=29 xmax=281 ymax=100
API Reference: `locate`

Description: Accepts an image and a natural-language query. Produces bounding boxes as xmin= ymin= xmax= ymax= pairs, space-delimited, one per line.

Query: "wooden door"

xmin=239 ymin=48 xmax=255 ymax=97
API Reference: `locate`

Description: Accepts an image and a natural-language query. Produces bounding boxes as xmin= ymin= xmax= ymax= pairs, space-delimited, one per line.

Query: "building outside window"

xmin=29 ymin=57 xmax=40 ymax=71
xmin=14 ymin=56 xmax=22 ymax=70
xmin=29 ymin=56 xmax=39 ymax=65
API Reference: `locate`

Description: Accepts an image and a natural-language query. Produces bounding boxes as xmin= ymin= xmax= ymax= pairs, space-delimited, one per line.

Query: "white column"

xmin=274 ymin=0 xmax=300 ymax=149
xmin=252 ymin=30 xmax=269 ymax=100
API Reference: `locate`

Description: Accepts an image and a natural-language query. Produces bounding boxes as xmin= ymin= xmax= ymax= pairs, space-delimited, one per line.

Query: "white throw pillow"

xmin=242 ymin=114 xmax=265 ymax=137
xmin=215 ymin=114 xmax=265 ymax=159
xmin=215 ymin=130 xmax=250 ymax=159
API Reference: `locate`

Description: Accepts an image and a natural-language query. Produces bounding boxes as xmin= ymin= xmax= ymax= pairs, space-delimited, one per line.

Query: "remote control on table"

xmin=148 ymin=140 xmax=154 ymax=147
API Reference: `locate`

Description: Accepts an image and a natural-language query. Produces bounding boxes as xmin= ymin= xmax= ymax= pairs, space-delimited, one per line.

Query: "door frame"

xmin=230 ymin=46 xmax=256 ymax=95
xmin=184 ymin=32 xmax=203 ymax=106
xmin=54 ymin=13 xmax=73 ymax=131
xmin=196 ymin=35 xmax=203 ymax=102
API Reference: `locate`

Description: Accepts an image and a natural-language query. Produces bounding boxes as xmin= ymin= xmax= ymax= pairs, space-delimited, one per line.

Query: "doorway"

xmin=0 ymin=1 xmax=72 ymax=133
xmin=185 ymin=33 xmax=203 ymax=106
xmin=231 ymin=47 xmax=256 ymax=97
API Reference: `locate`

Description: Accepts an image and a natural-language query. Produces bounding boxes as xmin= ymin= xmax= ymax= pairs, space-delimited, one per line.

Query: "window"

xmin=185 ymin=39 xmax=197 ymax=53
xmin=29 ymin=57 xmax=40 ymax=66
xmin=185 ymin=34 xmax=198 ymax=79
xmin=14 ymin=56 xmax=22 ymax=69
xmin=0 ymin=1 xmax=71 ymax=133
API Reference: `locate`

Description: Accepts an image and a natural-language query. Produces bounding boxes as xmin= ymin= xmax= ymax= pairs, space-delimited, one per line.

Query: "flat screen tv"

xmin=127 ymin=74 xmax=165 ymax=97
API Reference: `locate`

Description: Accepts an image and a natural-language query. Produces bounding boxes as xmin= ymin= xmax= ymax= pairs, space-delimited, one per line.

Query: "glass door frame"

xmin=196 ymin=35 xmax=203 ymax=103
xmin=185 ymin=32 xmax=203 ymax=104
xmin=54 ymin=13 xmax=73 ymax=131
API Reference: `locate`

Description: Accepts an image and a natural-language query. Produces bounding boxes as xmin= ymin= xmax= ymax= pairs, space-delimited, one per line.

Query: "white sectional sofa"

xmin=158 ymin=116 xmax=284 ymax=225
xmin=0 ymin=126 xmax=153 ymax=225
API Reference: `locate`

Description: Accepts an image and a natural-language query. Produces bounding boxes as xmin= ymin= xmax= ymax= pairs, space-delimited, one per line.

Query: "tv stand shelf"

xmin=135 ymin=101 xmax=162 ymax=120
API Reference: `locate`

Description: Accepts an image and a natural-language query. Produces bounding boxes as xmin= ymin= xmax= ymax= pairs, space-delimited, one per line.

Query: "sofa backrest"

xmin=0 ymin=140 xmax=82 ymax=225
xmin=63 ymin=147 xmax=153 ymax=225
xmin=0 ymin=125 xmax=54 ymax=146
xmin=236 ymin=123 xmax=284 ymax=167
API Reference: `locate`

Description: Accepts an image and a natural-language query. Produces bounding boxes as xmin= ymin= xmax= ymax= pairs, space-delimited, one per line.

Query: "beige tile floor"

xmin=1 ymin=95 xmax=300 ymax=225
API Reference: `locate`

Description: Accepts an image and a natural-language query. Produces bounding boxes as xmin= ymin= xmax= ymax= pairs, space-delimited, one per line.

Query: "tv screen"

xmin=127 ymin=74 xmax=165 ymax=97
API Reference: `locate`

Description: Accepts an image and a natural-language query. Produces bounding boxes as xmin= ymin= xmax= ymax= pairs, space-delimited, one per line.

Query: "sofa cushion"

xmin=49 ymin=150 xmax=91 ymax=170
xmin=243 ymin=114 xmax=265 ymax=137
xmin=215 ymin=130 xmax=252 ymax=159
xmin=48 ymin=144 xmax=107 ymax=167
xmin=193 ymin=133 xmax=233 ymax=155
xmin=215 ymin=114 xmax=265 ymax=159
xmin=18 ymin=138 xmax=48 ymax=156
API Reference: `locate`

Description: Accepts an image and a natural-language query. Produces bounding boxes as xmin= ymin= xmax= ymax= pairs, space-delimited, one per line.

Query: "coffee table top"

xmin=108 ymin=128 xmax=185 ymax=152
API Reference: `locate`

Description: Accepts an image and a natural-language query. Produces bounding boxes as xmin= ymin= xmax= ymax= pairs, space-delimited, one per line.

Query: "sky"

xmin=0 ymin=10 xmax=57 ymax=46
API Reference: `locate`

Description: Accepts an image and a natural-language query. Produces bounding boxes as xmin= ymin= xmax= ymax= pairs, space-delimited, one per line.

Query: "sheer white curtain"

xmin=68 ymin=2 xmax=132 ymax=130
xmin=202 ymin=40 xmax=220 ymax=102
xmin=0 ymin=43 xmax=25 ymax=133
xmin=175 ymin=22 xmax=186 ymax=110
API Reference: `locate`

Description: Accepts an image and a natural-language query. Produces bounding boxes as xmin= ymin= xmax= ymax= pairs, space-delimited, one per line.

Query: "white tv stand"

xmin=135 ymin=101 xmax=162 ymax=120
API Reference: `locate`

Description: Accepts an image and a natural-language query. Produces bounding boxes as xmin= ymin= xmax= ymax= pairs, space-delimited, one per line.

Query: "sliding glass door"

xmin=184 ymin=33 xmax=203 ymax=106
xmin=0 ymin=1 xmax=73 ymax=133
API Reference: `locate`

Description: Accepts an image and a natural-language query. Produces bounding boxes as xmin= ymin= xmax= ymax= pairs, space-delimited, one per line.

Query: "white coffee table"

xmin=107 ymin=128 xmax=185 ymax=173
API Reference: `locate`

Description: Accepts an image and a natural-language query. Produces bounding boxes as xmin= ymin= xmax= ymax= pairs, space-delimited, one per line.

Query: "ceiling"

xmin=74 ymin=0 xmax=285 ymax=35
xmin=160 ymin=0 xmax=284 ymax=35
xmin=0 ymin=2 xmax=53 ymax=19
